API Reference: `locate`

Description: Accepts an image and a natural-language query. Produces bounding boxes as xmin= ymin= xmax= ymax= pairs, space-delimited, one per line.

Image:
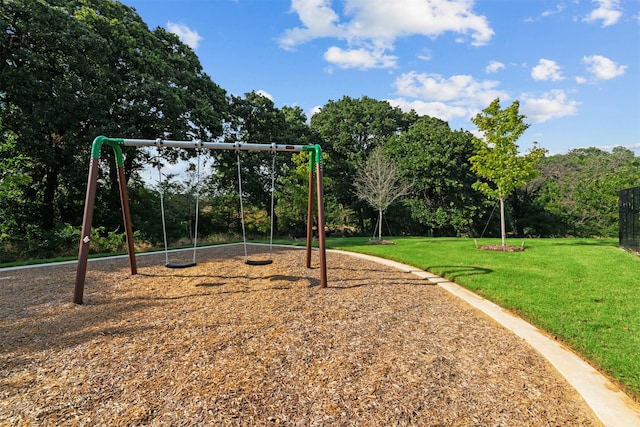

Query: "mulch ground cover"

xmin=0 ymin=245 xmax=601 ymax=426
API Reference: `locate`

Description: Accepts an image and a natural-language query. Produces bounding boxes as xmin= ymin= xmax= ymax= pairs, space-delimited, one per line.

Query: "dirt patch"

xmin=478 ymin=244 xmax=525 ymax=252
xmin=366 ymin=239 xmax=396 ymax=245
xmin=0 ymin=245 xmax=601 ymax=426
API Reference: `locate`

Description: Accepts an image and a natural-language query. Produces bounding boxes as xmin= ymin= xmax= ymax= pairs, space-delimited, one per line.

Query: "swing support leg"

xmin=315 ymin=153 xmax=327 ymax=288
xmin=305 ymin=145 xmax=327 ymax=288
xmin=305 ymin=158 xmax=314 ymax=269
xmin=74 ymin=137 xmax=137 ymax=304
xmin=118 ymin=164 xmax=137 ymax=276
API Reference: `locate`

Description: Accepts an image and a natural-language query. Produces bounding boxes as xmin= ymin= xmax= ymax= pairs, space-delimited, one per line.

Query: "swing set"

xmin=73 ymin=136 xmax=328 ymax=304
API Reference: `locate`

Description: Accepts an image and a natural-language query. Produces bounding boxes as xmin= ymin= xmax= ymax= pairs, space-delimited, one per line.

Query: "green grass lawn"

xmin=326 ymin=237 xmax=640 ymax=400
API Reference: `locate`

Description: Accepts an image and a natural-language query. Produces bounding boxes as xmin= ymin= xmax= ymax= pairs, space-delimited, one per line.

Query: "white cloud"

xmin=324 ymin=45 xmax=398 ymax=69
xmin=542 ymin=3 xmax=566 ymax=17
xmin=582 ymin=55 xmax=627 ymax=80
xmin=279 ymin=0 xmax=345 ymax=50
xmin=485 ymin=60 xmax=505 ymax=74
xmin=521 ymin=90 xmax=580 ymax=123
xmin=583 ymin=0 xmax=622 ymax=27
xmin=531 ymin=59 xmax=564 ymax=81
xmin=575 ymin=76 xmax=588 ymax=84
xmin=525 ymin=2 xmax=566 ymax=21
xmin=280 ymin=0 xmax=494 ymax=69
xmin=389 ymin=71 xmax=509 ymax=122
xmin=167 ymin=22 xmax=203 ymax=49
xmin=417 ymin=48 xmax=432 ymax=61
xmin=387 ymin=98 xmax=468 ymax=121
xmin=309 ymin=105 xmax=323 ymax=118
xmin=256 ymin=90 xmax=274 ymax=101
xmin=394 ymin=72 xmax=508 ymax=106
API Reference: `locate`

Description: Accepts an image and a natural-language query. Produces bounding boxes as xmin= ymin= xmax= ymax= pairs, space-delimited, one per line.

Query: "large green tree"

xmin=208 ymin=92 xmax=310 ymax=235
xmin=385 ymin=116 xmax=483 ymax=236
xmin=273 ymin=105 xmax=324 ymax=236
xmin=469 ymin=99 xmax=546 ymax=247
xmin=524 ymin=146 xmax=640 ymax=237
xmin=1 ymin=0 xmax=226 ymax=257
xmin=310 ymin=96 xmax=416 ymax=232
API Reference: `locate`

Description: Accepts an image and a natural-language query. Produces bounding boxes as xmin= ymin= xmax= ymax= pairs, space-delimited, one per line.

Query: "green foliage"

xmin=310 ymin=96 xmax=416 ymax=230
xmin=469 ymin=99 xmax=547 ymax=244
xmin=212 ymin=92 xmax=295 ymax=215
xmin=385 ymin=116 xmax=484 ymax=236
xmin=470 ymin=99 xmax=546 ymax=201
xmin=1 ymin=0 xmax=226 ymax=255
xmin=524 ymin=146 xmax=640 ymax=237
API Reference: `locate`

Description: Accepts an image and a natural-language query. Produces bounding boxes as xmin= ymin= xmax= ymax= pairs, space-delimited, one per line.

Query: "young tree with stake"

xmin=469 ymin=99 xmax=547 ymax=248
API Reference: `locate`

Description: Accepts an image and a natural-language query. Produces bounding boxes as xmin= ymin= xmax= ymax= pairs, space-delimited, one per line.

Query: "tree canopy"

xmin=1 ymin=0 xmax=226 ymax=256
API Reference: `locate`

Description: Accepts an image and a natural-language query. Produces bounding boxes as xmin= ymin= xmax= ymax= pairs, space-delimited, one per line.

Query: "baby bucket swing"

xmin=236 ymin=145 xmax=276 ymax=265
xmin=157 ymin=148 xmax=201 ymax=268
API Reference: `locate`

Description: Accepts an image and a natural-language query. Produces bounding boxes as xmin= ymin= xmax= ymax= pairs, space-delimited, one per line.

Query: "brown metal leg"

xmin=305 ymin=165 xmax=314 ymax=269
xmin=315 ymin=162 xmax=327 ymax=288
xmin=74 ymin=158 xmax=100 ymax=304
xmin=117 ymin=166 xmax=137 ymax=275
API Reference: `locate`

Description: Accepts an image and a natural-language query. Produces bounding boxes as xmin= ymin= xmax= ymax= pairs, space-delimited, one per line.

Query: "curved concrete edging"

xmin=329 ymin=249 xmax=640 ymax=427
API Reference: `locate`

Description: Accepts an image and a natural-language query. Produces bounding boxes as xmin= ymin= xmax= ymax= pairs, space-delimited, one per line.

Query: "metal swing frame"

xmin=73 ymin=136 xmax=328 ymax=304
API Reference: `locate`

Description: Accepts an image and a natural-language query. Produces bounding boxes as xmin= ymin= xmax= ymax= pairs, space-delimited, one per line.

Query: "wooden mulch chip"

xmin=0 ymin=245 xmax=601 ymax=426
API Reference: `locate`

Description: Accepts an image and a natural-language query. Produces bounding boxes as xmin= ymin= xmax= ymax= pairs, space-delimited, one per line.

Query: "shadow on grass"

xmin=550 ymin=239 xmax=618 ymax=247
xmin=425 ymin=265 xmax=493 ymax=282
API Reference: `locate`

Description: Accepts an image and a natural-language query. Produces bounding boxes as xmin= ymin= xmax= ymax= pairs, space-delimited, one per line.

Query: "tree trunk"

xmin=378 ymin=209 xmax=383 ymax=240
xmin=42 ymin=165 xmax=60 ymax=230
xmin=500 ymin=196 xmax=507 ymax=247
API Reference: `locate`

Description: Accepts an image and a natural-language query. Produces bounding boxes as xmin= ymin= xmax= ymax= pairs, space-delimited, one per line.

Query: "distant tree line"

xmin=1 ymin=0 xmax=639 ymax=261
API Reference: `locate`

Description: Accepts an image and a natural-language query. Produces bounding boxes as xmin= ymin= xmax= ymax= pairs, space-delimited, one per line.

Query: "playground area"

xmin=1 ymin=245 xmax=601 ymax=425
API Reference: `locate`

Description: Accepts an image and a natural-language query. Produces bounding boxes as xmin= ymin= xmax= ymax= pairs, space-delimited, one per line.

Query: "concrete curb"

xmin=329 ymin=249 xmax=640 ymax=427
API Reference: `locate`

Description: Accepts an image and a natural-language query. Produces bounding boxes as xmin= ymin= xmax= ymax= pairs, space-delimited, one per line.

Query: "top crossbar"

xmin=122 ymin=138 xmax=310 ymax=153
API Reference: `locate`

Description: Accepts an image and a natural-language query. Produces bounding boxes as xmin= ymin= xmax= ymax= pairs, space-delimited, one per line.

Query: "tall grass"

xmin=327 ymin=237 xmax=640 ymax=400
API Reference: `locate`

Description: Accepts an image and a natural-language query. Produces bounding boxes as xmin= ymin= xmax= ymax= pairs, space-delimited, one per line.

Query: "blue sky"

xmin=123 ymin=0 xmax=639 ymax=155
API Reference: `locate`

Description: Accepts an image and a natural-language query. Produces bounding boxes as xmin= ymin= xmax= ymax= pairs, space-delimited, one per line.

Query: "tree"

xmin=469 ymin=99 xmax=547 ymax=247
xmin=310 ymin=96 xmax=416 ymax=231
xmin=354 ymin=146 xmax=411 ymax=240
xmin=208 ymin=92 xmax=311 ymax=235
xmin=524 ymin=146 xmax=640 ymax=237
xmin=1 ymin=0 xmax=226 ymax=257
xmin=273 ymin=106 xmax=324 ymax=236
xmin=385 ymin=116 xmax=484 ymax=236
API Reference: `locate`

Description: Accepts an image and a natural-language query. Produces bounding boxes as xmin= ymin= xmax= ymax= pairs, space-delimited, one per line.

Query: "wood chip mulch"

xmin=0 ymin=245 xmax=602 ymax=426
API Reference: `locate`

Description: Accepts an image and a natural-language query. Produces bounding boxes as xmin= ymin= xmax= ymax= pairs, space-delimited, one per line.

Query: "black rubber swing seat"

xmin=165 ymin=262 xmax=197 ymax=269
xmin=245 ymin=259 xmax=273 ymax=266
